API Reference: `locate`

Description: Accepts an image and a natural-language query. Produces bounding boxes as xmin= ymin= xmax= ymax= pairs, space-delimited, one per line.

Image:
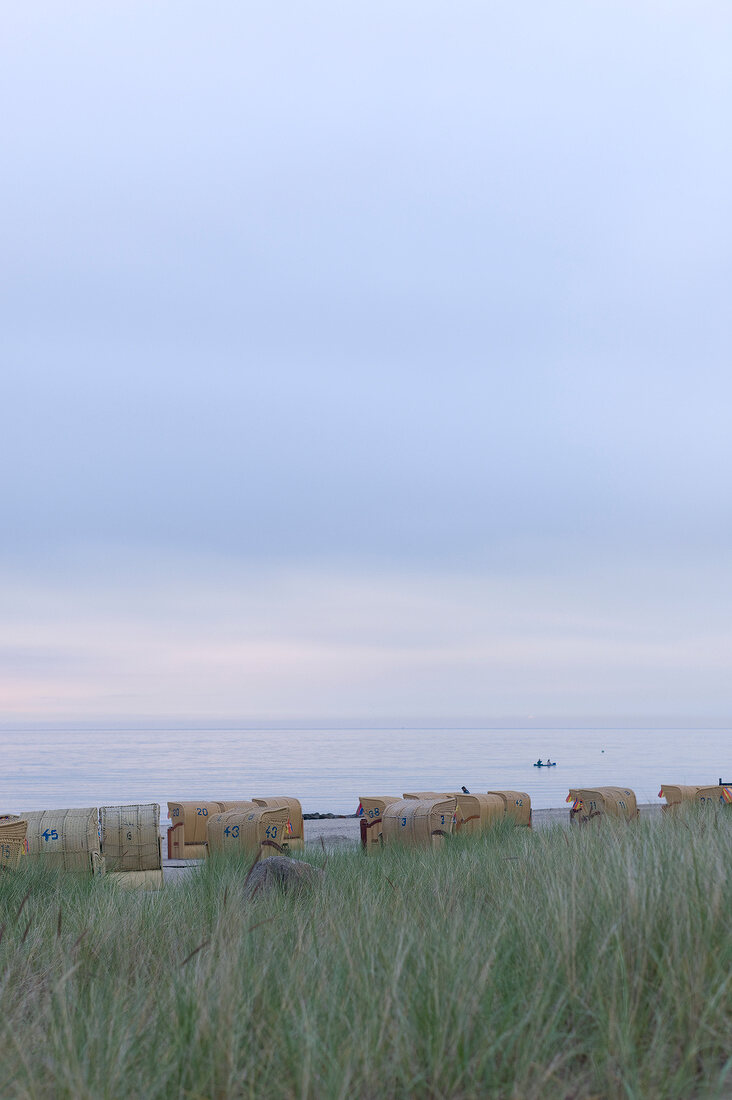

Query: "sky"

xmin=1 ymin=1 xmax=731 ymax=725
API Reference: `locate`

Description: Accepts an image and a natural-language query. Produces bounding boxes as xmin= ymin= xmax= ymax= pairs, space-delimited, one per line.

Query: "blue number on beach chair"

xmin=41 ymin=829 xmax=59 ymax=842
xmin=401 ymin=817 xmax=407 ymax=827
xmin=196 ymin=807 xmax=208 ymax=816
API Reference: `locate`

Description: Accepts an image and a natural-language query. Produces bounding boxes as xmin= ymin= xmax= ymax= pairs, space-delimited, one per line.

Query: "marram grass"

xmin=0 ymin=811 xmax=730 ymax=1099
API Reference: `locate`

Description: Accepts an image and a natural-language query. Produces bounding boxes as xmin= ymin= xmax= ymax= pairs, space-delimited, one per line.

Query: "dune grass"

xmin=0 ymin=810 xmax=730 ymax=1099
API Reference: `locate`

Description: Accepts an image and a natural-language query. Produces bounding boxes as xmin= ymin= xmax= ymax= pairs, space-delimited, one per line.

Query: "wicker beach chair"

xmin=207 ymin=805 xmax=291 ymax=860
xmin=658 ymin=785 xmax=705 ymax=810
xmin=0 ymin=818 xmax=28 ymax=870
xmin=357 ymin=796 xmax=402 ymax=852
xmin=252 ymin=797 xmax=304 ymax=852
xmin=100 ymin=803 xmax=163 ymax=889
xmin=694 ymin=785 xmax=732 ymax=809
xmin=167 ymin=801 xmax=222 ymax=859
xmin=445 ymin=792 xmax=505 ymax=834
xmin=567 ymin=787 xmax=638 ymax=825
xmin=485 ymin=790 xmax=532 ymax=827
xmin=403 ymin=791 xmax=506 ymax=835
xmin=23 ymin=808 xmax=104 ymax=873
xmin=381 ymin=797 xmax=457 ymax=848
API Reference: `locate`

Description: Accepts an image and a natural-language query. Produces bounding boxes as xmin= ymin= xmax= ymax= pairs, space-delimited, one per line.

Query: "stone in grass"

xmin=243 ymin=856 xmax=324 ymax=900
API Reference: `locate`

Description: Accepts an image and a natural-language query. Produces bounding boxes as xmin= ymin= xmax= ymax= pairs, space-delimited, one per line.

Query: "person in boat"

xmin=546 ymin=758 xmax=552 ymax=765
xmin=536 ymin=758 xmax=543 ymax=766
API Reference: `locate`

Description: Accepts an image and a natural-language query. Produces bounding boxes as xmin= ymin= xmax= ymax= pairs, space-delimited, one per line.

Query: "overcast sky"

xmin=2 ymin=2 xmax=731 ymax=725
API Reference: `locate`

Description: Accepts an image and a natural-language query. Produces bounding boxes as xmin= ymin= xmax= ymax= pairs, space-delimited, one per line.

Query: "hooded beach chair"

xmin=658 ymin=785 xmax=706 ymax=811
xmin=485 ymin=790 xmax=532 ymax=827
xmin=445 ymin=792 xmax=505 ymax=834
xmin=0 ymin=818 xmax=28 ymax=870
xmin=167 ymin=801 xmax=222 ymax=859
xmin=694 ymin=784 xmax=732 ymax=809
xmin=100 ymin=803 xmax=163 ymax=889
xmin=252 ymin=797 xmax=305 ymax=852
xmin=567 ymin=787 xmax=638 ymax=825
xmin=22 ymin=808 xmax=104 ymax=874
xmin=207 ymin=805 xmax=291 ymax=860
xmin=381 ymin=797 xmax=457 ymax=848
xmin=357 ymin=796 xmax=402 ymax=852
xmin=403 ymin=792 xmax=506 ymax=834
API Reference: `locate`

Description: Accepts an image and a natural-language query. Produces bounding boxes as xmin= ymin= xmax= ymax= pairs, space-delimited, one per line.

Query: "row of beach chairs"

xmin=0 ymin=803 xmax=163 ymax=885
xmin=167 ymin=798 xmax=305 ymax=860
xmin=2 ymin=782 xmax=728 ymax=877
xmin=358 ymin=791 xmax=531 ymax=852
xmin=565 ymin=783 xmax=730 ymax=822
xmin=658 ymin=783 xmax=732 ymax=810
xmin=360 ymin=782 xmax=731 ymax=849
xmin=0 ymin=798 xmax=307 ymax=879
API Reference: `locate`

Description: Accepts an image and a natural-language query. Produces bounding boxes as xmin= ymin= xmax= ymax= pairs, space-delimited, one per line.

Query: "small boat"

xmin=533 ymin=761 xmax=557 ymax=767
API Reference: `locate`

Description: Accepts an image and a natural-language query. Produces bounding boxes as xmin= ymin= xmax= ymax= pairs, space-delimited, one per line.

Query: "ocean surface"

xmin=4 ymin=725 xmax=730 ymax=817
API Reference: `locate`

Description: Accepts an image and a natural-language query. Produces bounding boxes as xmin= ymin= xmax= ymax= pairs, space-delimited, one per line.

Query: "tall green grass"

xmin=1 ymin=811 xmax=730 ymax=1099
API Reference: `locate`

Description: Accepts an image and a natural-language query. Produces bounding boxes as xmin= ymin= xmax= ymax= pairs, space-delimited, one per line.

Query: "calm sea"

xmin=4 ymin=725 xmax=730 ymax=817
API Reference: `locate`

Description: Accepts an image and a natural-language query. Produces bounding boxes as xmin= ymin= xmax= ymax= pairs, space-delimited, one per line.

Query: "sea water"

xmin=3 ymin=725 xmax=730 ymax=816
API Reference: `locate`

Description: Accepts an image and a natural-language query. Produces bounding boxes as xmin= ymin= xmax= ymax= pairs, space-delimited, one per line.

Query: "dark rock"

xmin=243 ymin=856 xmax=324 ymax=899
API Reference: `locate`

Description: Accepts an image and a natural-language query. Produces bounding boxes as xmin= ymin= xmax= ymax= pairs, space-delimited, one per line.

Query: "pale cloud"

xmin=2 ymin=553 xmax=731 ymax=723
xmin=1 ymin=3 xmax=730 ymax=726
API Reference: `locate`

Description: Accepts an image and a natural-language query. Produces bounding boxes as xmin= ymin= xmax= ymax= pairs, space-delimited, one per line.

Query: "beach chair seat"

xmin=23 ymin=808 xmax=104 ymax=873
xmin=381 ymin=798 xmax=457 ymax=848
xmin=567 ymin=787 xmax=637 ymax=825
xmin=357 ymin=796 xmax=402 ymax=852
xmin=485 ymin=790 xmax=532 ymax=827
xmin=252 ymin=797 xmax=304 ymax=852
xmin=0 ymin=818 xmax=28 ymax=870
xmin=207 ymin=805 xmax=291 ymax=860
xmin=100 ymin=803 xmax=162 ymax=887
